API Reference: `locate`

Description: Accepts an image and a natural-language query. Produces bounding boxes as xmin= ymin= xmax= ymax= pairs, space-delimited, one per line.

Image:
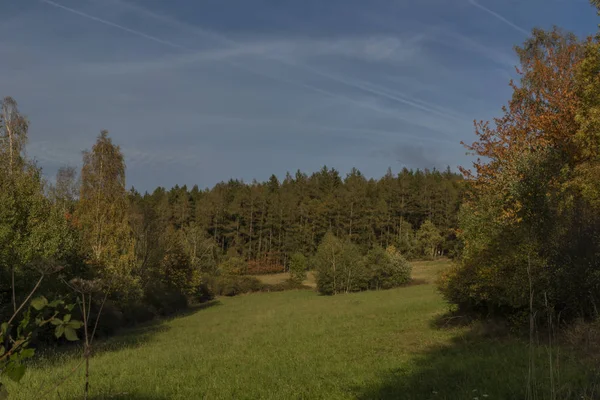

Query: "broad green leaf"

xmin=30 ymin=296 xmax=48 ymax=311
xmin=63 ymin=314 xmax=71 ymax=322
xmin=65 ymin=304 xmax=75 ymax=312
xmin=0 ymin=323 xmax=8 ymax=335
xmin=51 ymin=318 xmax=62 ymax=326
xmin=64 ymin=327 xmax=78 ymax=341
xmin=55 ymin=324 xmax=65 ymax=339
xmin=5 ymin=363 xmax=26 ymax=382
xmin=48 ymin=299 xmax=64 ymax=308
xmin=68 ymin=320 xmax=84 ymax=329
xmin=20 ymin=348 xmax=35 ymax=359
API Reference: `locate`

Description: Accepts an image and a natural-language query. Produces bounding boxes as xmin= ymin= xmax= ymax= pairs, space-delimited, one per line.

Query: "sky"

xmin=0 ymin=0 xmax=597 ymax=191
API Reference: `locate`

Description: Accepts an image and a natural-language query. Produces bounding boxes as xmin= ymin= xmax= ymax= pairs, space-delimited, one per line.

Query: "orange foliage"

xmin=461 ymin=29 xmax=585 ymax=193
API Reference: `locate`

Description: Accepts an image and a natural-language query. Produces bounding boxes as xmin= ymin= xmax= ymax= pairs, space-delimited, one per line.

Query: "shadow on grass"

xmin=70 ymin=393 xmax=169 ymax=399
xmin=356 ymin=317 xmax=600 ymax=400
xmin=94 ymin=300 xmax=222 ymax=355
xmin=35 ymin=301 xmax=222 ymax=365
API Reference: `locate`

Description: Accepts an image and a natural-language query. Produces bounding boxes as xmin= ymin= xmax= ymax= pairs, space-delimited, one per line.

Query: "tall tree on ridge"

xmin=77 ymin=131 xmax=137 ymax=294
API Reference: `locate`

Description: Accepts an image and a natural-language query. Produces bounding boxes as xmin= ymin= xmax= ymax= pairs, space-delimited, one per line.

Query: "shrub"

xmin=143 ymin=281 xmax=188 ymax=316
xmin=385 ymin=246 xmax=412 ymax=286
xmin=194 ymin=277 xmax=215 ymax=303
xmin=416 ymin=220 xmax=442 ymax=260
xmin=262 ymin=279 xmax=308 ymax=292
xmin=365 ymin=246 xmax=412 ymax=290
xmin=246 ymin=259 xmax=285 ymax=275
xmin=289 ymin=253 xmax=307 ymax=283
xmin=208 ymin=275 xmax=265 ymax=296
xmin=121 ymin=301 xmax=154 ymax=326
xmin=314 ymin=232 xmax=369 ymax=295
xmin=218 ymin=257 xmax=247 ymax=275
xmin=160 ymin=239 xmax=202 ymax=297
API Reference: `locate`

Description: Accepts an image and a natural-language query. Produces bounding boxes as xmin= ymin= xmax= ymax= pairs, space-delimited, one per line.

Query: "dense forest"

xmin=129 ymin=164 xmax=463 ymax=272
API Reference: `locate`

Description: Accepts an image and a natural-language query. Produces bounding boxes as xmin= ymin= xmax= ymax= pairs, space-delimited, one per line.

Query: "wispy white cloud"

xmin=9 ymin=0 xmax=552 ymax=188
xmin=43 ymin=0 xmax=450 ymax=130
xmin=81 ymin=36 xmax=423 ymax=75
xmin=99 ymin=0 xmax=458 ymax=122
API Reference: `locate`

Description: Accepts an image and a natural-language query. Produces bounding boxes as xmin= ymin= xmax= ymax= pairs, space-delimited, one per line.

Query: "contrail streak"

xmin=468 ymin=0 xmax=529 ymax=36
xmin=41 ymin=0 xmax=188 ymax=50
xmin=40 ymin=0 xmax=456 ymax=138
xmin=110 ymin=0 xmax=460 ymax=122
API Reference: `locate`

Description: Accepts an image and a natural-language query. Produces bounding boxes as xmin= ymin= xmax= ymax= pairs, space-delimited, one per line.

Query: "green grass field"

xmin=8 ymin=260 xmax=597 ymax=399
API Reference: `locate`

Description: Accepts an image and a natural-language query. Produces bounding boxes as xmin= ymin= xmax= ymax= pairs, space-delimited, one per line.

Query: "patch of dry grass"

xmin=255 ymin=271 xmax=317 ymax=288
xmin=410 ymin=258 xmax=453 ymax=284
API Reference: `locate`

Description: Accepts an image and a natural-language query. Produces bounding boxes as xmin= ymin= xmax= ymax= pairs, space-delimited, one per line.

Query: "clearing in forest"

xmin=10 ymin=260 xmax=594 ymax=399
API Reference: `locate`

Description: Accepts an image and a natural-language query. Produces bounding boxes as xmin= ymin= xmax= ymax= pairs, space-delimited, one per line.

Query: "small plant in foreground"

xmin=0 ymin=272 xmax=81 ymax=399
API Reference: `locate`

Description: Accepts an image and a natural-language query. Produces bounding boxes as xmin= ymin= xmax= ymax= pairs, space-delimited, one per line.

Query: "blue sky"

xmin=0 ymin=0 xmax=597 ymax=191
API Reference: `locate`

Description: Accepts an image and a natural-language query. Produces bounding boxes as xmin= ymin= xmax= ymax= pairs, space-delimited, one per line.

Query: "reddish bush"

xmin=246 ymin=253 xmax=285 ymax=275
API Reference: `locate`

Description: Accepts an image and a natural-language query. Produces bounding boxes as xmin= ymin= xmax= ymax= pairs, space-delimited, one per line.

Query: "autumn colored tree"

xmin=440 ymin=27 xmax=600 ymax=321
xmin=77 ymin=131 xmax=138 ymax=297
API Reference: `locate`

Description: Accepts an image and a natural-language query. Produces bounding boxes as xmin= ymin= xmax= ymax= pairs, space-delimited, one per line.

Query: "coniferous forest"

xmin=130 ymin=164 xmax=464 ymax=271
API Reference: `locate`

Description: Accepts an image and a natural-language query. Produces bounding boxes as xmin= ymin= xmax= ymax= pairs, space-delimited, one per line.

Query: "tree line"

xmin=1 ymin=97 xmax=465 ymax=335
xmin=129 ymin=164 xmax=464 ymax=274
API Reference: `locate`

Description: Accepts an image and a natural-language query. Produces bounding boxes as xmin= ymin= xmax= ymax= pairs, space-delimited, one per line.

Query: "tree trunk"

xmin=349 ymin=202 xmax=354 ymax=239
xmin=11 ymin=265 xmax=16 ymax=313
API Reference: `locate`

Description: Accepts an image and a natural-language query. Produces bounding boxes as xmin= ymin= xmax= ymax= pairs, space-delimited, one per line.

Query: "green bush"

xmin=264 ymin=279 xmax=308 ymax=292
xmin=365 ymin=246 xmax=412 ymax=290
xmin=208 ymin=275 xmax=265 ymax=296
xmin=416 ymin=220 xmax=442 ymax=260
xmin=289 ymin=253 xmax=307 ymax=283
xmin=314 ymin=232 xmax=369 ymax=295
xmin=194 ymin=278 xmax=215 ymax=303
xmin=143 ymin=281 xmax=188 ymax=316
xmin=218 ymin=257 xmax=247 ymax=275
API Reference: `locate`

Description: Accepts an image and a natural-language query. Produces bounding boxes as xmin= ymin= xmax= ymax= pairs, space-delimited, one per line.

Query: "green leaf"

xmin=0 ymin=323 xmax=8 ymax=335
xmin=20 ymin=348 xmax=35 ymax=359
xmin=55 ymin=324 xmax=65 ymax=339
xmin=48 ymin=299 xmax=64 ymax=308
xmin=0 ymin=346 xmax=4 ymax=357
xmin=65 ymin=304 xmax=75 ymax=312
xmin=67 ymin=320 xmax=84 ymax=329
xmin=63 ymin=314 xmax=71 ymax=322
xmin=64 ymin=327 xmax=78 ymax=341
xmin=50 ymin=318 xmax=62 ymax=326
xmin=4 ymin=363 xmax=26 ymax=382
xmin=30 ymin=296 xmax=48 ymax=311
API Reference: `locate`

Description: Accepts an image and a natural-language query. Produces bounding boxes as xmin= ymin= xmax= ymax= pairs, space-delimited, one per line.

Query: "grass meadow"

xmin=8 ymin=260 xmax=598 ymax=399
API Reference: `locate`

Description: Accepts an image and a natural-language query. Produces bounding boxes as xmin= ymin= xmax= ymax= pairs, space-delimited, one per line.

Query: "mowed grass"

xmin=9 ymin=261 xmax=597 ymax=399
